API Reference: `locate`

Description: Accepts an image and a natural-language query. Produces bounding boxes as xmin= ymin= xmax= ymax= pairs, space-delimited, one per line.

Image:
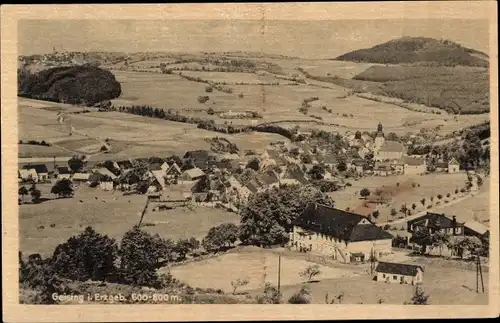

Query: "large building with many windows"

xmin=289 ymin=204 xmax=393 ymax=263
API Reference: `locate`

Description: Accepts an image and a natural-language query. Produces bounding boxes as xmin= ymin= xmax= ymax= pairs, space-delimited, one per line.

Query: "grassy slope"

xmin=306 ymin=37 xmax=491 ymax=114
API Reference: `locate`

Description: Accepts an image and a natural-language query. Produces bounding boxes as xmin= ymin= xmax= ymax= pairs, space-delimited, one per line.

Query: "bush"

xmin=205 ymin=86 xmax=213 ymax=93
xmin=238 ymin=93 xmax=244 ymax=98
xmin=198 ymin=96 xmax=210 ymax=104
xmin=100 ymin=145 xmax=108 ymax=152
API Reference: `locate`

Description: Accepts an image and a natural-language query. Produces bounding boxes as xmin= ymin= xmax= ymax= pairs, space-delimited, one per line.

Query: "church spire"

xmin=377 ymin=122 xmax=383 ymax=133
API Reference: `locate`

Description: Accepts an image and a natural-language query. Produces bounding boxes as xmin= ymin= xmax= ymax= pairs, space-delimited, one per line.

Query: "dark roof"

xmin=402 ymin=156 xmax=425 ymax=166
xmin=352 ymin=159 xmax=366 ymax=166
xmin=294 ymin=204 xmax=393 ymax=243
xmin=379 ymin=140 xmax=406 ymax=153
xmin=349 ymin=224 xmax=393 ymax=242
xmin=261 ymin=171 xmax=279 ymax=185
xmin=116 ymin=160 xmax=133 ymax=169
xmin=435 ymin=162 xmax=448 ymax=168
xmin=245 ymin=181 xmax=259 ymax=194
xmin=283 ymin=167 xmax=309 ymax=185
xmin=57 ymin=166 xmax=70 ymax=174
xmin=149 ymin=163 xmax=162 ymax=171
xmin=407 ymin=212 xmax=464 ymax=228
xmin=184 ymin=150 xmax=210 ymax=160
xmin=23 ymin=164 xmax=49 ymax=174
xmin=448 ymin=158 xmax=459 ymax=165
xmin=375 ymin=262 xmax=424 ymax=276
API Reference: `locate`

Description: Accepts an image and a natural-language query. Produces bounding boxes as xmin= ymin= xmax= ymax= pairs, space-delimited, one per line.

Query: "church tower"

xmin=374 ymin=122 xmax=385 ymax=150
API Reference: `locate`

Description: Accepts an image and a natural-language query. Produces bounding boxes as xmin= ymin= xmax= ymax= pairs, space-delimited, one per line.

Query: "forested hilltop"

xmin=18 ymin=65 xmax=122 ymax=106
xmin=335 ymin=37 xmax=488 ymax=67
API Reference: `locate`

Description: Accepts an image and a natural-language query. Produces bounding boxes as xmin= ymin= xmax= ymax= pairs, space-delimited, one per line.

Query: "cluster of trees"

xmin=18 ymin=139 xmax=51 ymax=147
xmin=410 ymin=229 xmax=488 ymax=258
xmin=18 ymin=183 xmax=41 ymax=204
xmin=51 ymin=179 xmax=74 ymax=198
xmin=20 ymin=226 xmax=203 ymax=301
xmin=239 ymin=185 xmax=334 ymax=246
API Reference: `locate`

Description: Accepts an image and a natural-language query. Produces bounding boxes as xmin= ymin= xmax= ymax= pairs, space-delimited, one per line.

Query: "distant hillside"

xmin=335 ymin=37 xmax=488 ymax=67
xmin=18 ymin=65 xmax=122 ymax=106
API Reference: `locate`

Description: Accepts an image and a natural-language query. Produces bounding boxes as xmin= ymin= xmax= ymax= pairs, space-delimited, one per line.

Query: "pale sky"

xmin=18 ymin=19 xmax=490 ymax=58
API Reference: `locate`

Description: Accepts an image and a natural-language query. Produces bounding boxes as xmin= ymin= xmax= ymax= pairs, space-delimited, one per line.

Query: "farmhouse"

xmin=19 ymin=168 xmax=38 ymax=182
xmin=182 ymin=168 xmax=205 ymax=181
xmin=23 ymin=164 xmax=50 ymax=182
xmin=55 ymin=166 xmax=71 ymax=180
xmin=164 ymin=162 xmax=182 ymax=179
xmin=373 ymin=162 xmax=392 ymax=176
xmin=464 ymin=221 xmax=489 ymax=240
xmin=116 ymin=160 xmax=133 ymax=171
xmin=183 ymin=150 xmax=212 ymax=169
xmin=280 ymin=166 xmax=309 ymax=186
xmin=448 ymin=158 xmax=460 ymax=173
xmin=375 ymin=262 xmax=424 ymax=285
xmin=71 ymin=172 xmax=90 ymax=182
xmin=402 ymin=156 xmax=426 ymax=175
xmin=289 ymin=204 xmax=393 ymax=263
xmin=91 ymin=168 xmax=117 ymax=180
xmin=150 ymin=170 xmax=167 ymax=191
xmin=407 ymin=213 xmax=465 ymax=236
xmin=222 ymin=176 xmax=253 ymax=205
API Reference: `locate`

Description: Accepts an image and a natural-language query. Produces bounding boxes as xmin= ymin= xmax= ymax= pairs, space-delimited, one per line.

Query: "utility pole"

xmin=277 ymin=255 xmax=281 ymax=294
xmin=476 ymin=252 xmax=484 ymax=293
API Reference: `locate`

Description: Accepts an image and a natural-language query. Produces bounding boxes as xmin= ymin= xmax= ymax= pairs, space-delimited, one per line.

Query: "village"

xmin=18 ymin=117 xmax=490 ymax=304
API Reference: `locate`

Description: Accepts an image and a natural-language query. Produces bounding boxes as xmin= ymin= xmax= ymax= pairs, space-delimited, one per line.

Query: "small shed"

xmin=375 ymin=262 xmax=424 ymax=285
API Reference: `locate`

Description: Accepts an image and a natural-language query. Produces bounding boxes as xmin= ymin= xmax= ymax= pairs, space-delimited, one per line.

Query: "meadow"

xmin=19 ymin=184 xmax=240 ymax=257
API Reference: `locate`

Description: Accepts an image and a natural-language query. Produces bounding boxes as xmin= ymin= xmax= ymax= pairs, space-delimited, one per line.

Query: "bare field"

xmin=166 ymin=248 xmax=361 ymax=293
xmin=176 ymin=71 xmax=283 ymax=84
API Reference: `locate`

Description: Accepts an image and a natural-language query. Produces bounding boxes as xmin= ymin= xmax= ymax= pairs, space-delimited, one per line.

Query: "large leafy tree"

xmin=51 ymin=179 xmax=74 ymax=198
xmin=68 ymin=155 xmax=86 ymax=173
xmin=51 ymin=226 xmax=119 ymax=282
xmin=239 ymin=185 xmax=334 ymax=246
xmin=120 ymin=226 xmax=173 ymax=287
xmin=202 ymin=223 xmax=239 ymax=252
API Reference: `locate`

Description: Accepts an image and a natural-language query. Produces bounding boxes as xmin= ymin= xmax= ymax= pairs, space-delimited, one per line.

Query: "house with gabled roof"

xmin=150 ymin=170 xmax=167 ymax=191
xmin=182 ymin=167 xmax=205 ymax=181
xmin=19 ymin=168 xmax=38 ymax=182
xmin=375 ymin=262 xmax=424 ymax=285
xmin=163 ymin=162 xmax=182 ymax=180
xmin=402 ymin=156 xmax=426 ymax=175
xmin=407 ymin=212 xmax=465 ymax=236
xmin=91 ymin=168 xmax=117 ymax=180
xmin=222 ymin=175 xmax=253 ymax=206
xmin=448 ymin=157 xmax=460 ymax=173
xmin=280 ymin=166 xmax=309 ymax=186
xmin=289 ymin=203 xmax=393 ymax=263
xmin=23 ymin=164 xmax=49 ymax=182
xmin=375 ymin=140 xmax=407 ymax=162
xmin=56 ymin=166 xmax=71 ymax=180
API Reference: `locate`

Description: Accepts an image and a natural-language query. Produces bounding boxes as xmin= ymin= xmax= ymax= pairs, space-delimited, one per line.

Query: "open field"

xmin=329 ymin=172 xmax=474 ymax=223
xmin=19 ymin=184 xmax=240 ymax=257
xmin=276 ymin=258 xmax=489 ymax=304
xmin=18 ymin=97 xmax=286 ymax=161
xmin=166 ymin=247 xmax=361 ymax=293
xmin=18 ymin=144 xmax=69 ymax=158
xmin=108 ymin=68 xmax=489 ymax=136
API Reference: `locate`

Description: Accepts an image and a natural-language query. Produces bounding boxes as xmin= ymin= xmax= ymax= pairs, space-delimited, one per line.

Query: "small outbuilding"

xmin=375 ymin=261 xmax=424 ymax=285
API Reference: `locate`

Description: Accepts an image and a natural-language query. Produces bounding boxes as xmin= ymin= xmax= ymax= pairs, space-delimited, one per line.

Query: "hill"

xmin=18 ymin=65 xmax=122 ymax=106
xmin=335 ymin=37 xmax=488 ymax=67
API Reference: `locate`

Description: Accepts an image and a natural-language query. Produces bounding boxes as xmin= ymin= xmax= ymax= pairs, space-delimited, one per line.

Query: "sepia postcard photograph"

xmin=1 ymin=2 xmax=499 ymax=322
